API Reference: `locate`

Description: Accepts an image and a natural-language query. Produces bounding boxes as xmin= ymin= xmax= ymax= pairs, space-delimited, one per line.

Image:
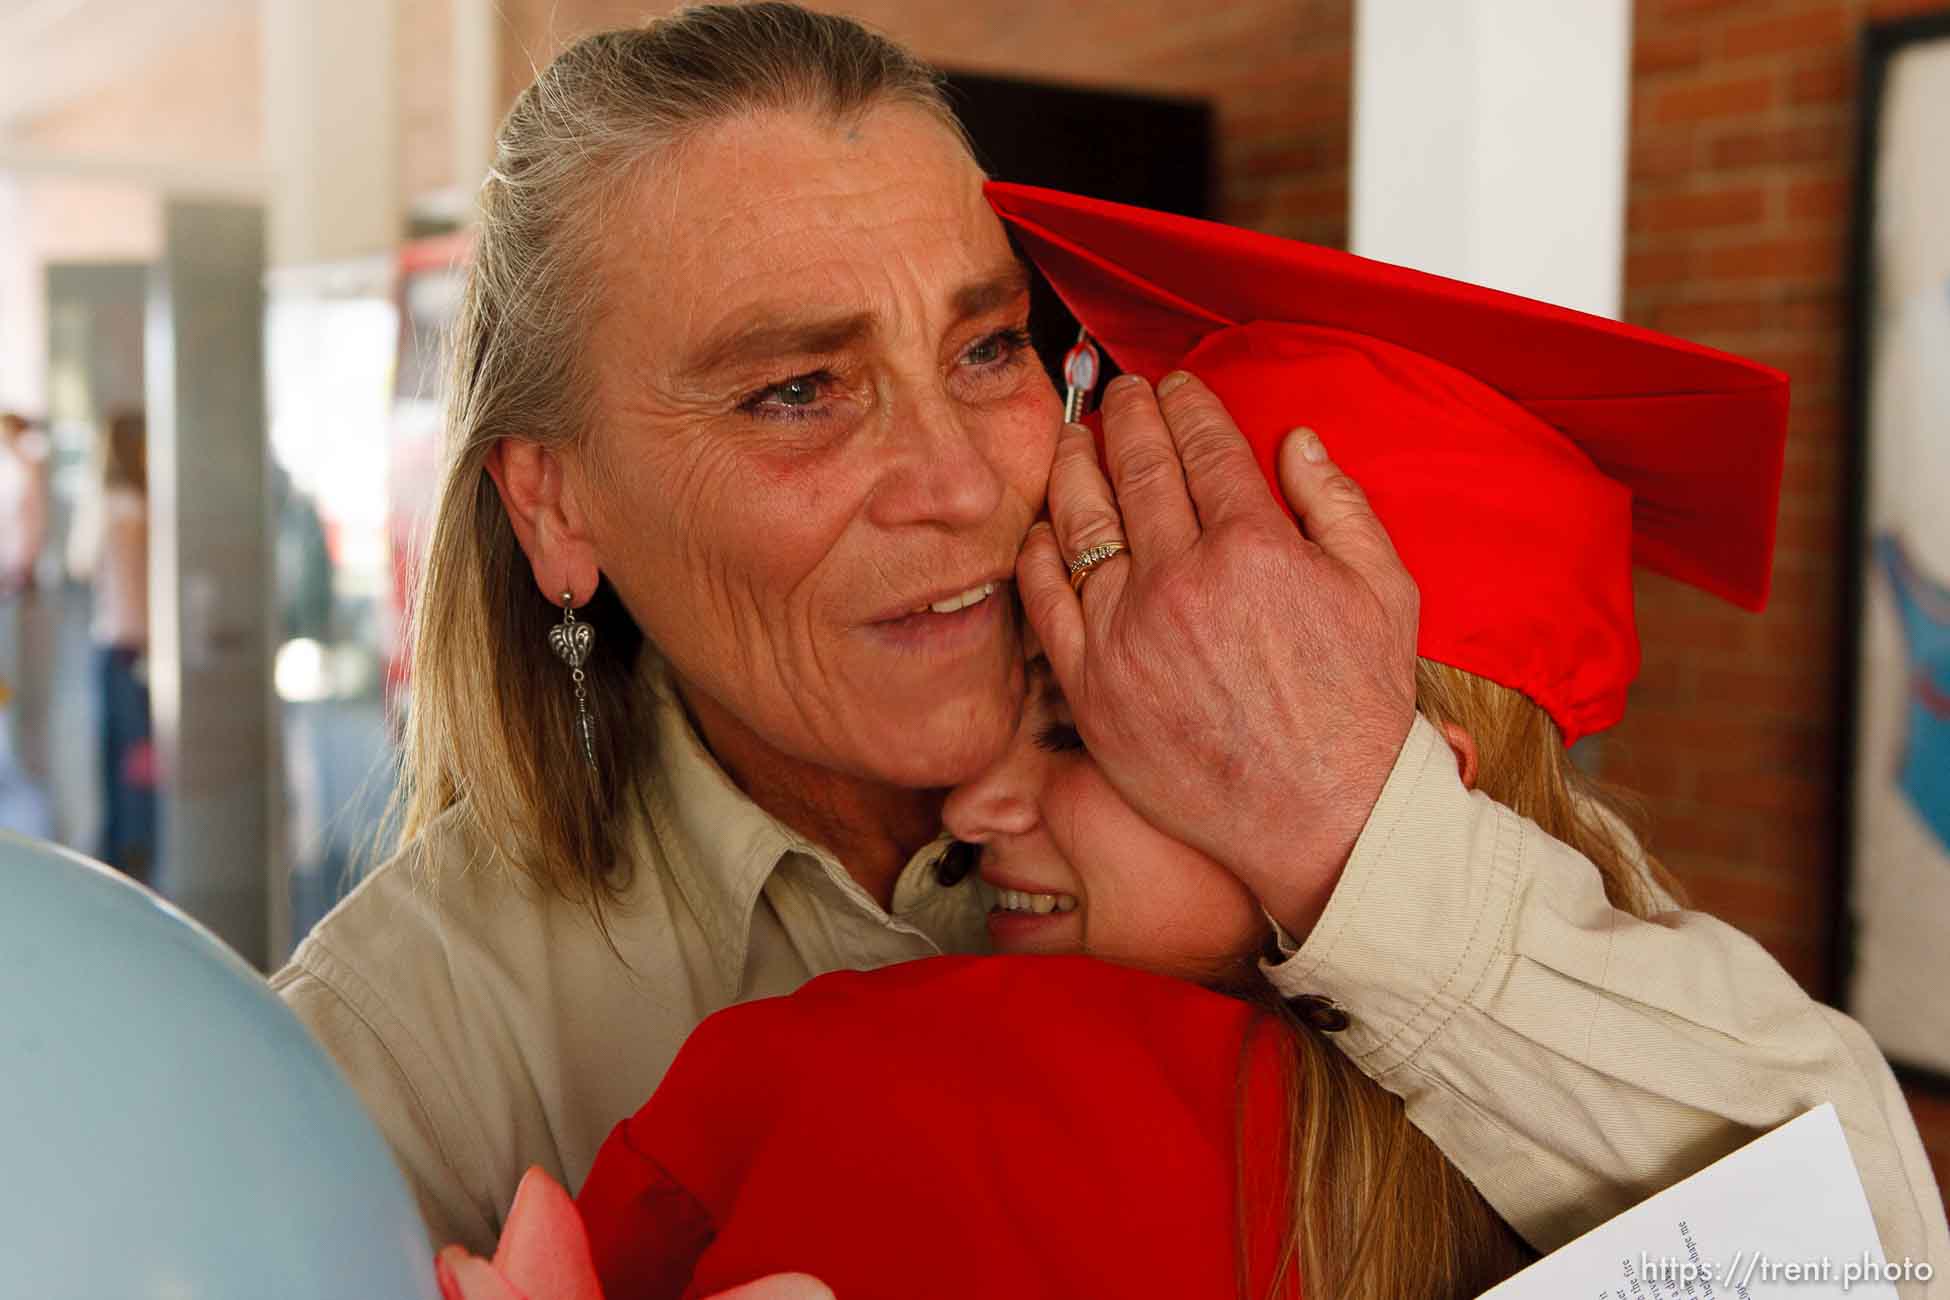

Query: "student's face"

xmin=941 ymin=660 xmax=1267 ymax=983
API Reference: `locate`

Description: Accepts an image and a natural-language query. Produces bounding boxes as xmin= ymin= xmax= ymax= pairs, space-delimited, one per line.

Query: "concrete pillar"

xmin=1351 ymin=0 xmax=1632 ymax=319
xmin=256 ymin=0 xmax=401 ymax=962
xmin=453 ymin=0 xmax=500 ymax=211
xmin=260 ymin=0 xmax=400 ymax=266
xmin=0 ymin=176 xmax=45 ymax=413
xmin=146 ymin=200 xmax=272 ymax=965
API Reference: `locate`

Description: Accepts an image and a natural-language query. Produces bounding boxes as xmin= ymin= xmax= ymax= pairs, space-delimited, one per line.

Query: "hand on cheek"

xmin=1016 ymin=372 xmax=1418 ymax=945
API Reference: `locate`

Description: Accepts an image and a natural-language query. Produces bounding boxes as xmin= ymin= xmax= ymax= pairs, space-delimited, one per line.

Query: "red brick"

xmin=1636 ymin=713 xmax=1824 ymax=776
xmin=1627 ymin=247 xmax=1696 ymax=289
xmin=1787 ymin=398 xmax=1844 ymax=438
xmin=1682 ymin=866 xmax=1825 ymax=934
xmin=1714 ymin=767 xmax=1829 ymax=814
xmin=1779 ymin=448 xmax=1841 ymax=499
xmin=1632 ymin=184 xmax=1769 ymax=233
xmin=1234 ymin=133 xmax=1347 ymax=181
xmin=1785 ymin=176 xmax=1850 ymax=224
xmin=1261 ymin=179 xmax=1348 ymax=221
xmin=1719 ymin=8 xmax=1848 ymax=59
xmin=1744 ymin=340 xmax=1840 ymax=389
xmin=1628 ymin=656 xmax=1693 ymax=707
xmin=1870 ymin=0 xmax=1950 ymax=17
xmin=1646 ymin=808 xmax=1751 ymax=863
xmin=1694 ymin=653 xmax=1830 ymax=707
xmin=1907 ymin=1088 xmax=1950 ymax=1204
xmin=1646 ymin=0 xmax=1771 ymax=19
xmin=1787 ymin=58 xmax=1855 ymax=107
xmin=1631 ymin=134 xmax=1699 ymax=181
xmin=1774 ymin=514 xmax=1847 ymax=567
xmin=1636 ymin=29 xmax=1708 ymax=76
xmin=1644 ymin=294 xmax=1781 ymax=336
xmin=1606 ymin=748 xmax=1699 ymax=803
xmin=1648 ymin=609 xmax=1765 ymax=657
xmin=1227 ymin=82 xmax=1347 ymax=133
xmin=1701 ymin=235 xmax=1842 ymax=284
xmin=1646 ymin=73 xmax=1777 ymax=125
xmin=1708 ymin=121 xmax=1849 ymax=169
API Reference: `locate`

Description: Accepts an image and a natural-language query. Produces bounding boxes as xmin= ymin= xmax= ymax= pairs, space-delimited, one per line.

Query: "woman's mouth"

xmin=866 ymin=579 xmax=1010 ymax=653
xmin=911 ymin=580 xmax=997 ymax=615
xmin=985 ymin=884 xmax=1080 ymax=948
xmin=991 ymin=887 xmax=1078 ymax=915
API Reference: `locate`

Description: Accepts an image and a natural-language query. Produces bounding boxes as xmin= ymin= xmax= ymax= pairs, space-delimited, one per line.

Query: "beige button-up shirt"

xmin=274 ymin=672 xmax=1949 ymax=1290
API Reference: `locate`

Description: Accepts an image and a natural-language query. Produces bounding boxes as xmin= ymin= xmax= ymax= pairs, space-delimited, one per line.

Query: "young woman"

xmin=67 ymin=410 xmax=156 ymax=881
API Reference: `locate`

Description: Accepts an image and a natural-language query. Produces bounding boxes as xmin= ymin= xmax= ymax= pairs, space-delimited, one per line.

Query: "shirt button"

xmin=1288 ymin=993 xmax=1350 ymax=1033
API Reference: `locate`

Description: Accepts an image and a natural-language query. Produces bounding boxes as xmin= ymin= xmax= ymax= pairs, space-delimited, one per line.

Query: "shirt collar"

xmin=630 ymin=657 xmax=801 ymax=995
xmin=628 ymin=656 xmax=967 ymax=996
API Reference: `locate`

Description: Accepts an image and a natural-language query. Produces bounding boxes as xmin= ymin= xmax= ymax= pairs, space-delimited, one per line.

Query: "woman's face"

xmin=577 ymin=104 xmax=1060 ymax=789
xmin=941 ymin=661 xmax=1267 ymax=983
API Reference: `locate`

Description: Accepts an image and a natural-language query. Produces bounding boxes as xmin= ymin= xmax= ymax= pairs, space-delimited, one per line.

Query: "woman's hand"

xmin=1018 ymin=372 xmax=1419 ymax=944
xmin=435 ymin=1167 xmax=833 ymax=1300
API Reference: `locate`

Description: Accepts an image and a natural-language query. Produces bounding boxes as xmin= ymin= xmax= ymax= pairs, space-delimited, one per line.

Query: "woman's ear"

xmin=1437 ymin=721 xmax=1479 ymax=791
xmin=483 ymin=438 xmax=601 ymax=605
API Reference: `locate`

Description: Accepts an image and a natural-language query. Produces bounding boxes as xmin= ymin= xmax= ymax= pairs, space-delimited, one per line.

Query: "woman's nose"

xmin=942 ymin=748 xmax=1042 ymax=843
xmin=866 ymin=389 xmax=1006 ymax=531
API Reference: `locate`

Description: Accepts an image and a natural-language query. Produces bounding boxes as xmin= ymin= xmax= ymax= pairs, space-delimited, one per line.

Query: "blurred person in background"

xmin=67 ymin=409 xmax=155 ymax=882
xmin=0 ymin=410 xmax=50 ymax=595
xmin=0 ymin=409 xmax=55 ymax=835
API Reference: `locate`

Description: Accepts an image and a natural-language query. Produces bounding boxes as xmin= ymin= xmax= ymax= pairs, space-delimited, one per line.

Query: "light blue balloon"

xmin=0 ymin=832 xmax=439 ymax=1300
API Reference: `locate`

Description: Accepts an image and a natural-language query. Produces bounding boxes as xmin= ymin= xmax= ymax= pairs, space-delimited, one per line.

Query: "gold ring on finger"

xmin=1068 ymin=540 xmax=1129 ymax=593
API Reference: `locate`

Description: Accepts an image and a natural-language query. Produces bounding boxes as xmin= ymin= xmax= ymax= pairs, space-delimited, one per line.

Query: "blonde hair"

xmin=1242 ymin=660 xmax=1678 ymax=1300
xmin=397 ymin=5 xmax=967 ymax=898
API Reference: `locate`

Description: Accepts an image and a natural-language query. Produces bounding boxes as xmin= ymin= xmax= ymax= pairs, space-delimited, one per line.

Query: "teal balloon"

xmin=0 ymin=832 xmax=439 ymax=1299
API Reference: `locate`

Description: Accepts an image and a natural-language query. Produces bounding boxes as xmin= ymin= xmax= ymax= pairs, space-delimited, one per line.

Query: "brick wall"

xmin=498 ymin=0 xmax=1355 ymax=244
xmin=1608 ymin=0 xmax=1950 ymax=1197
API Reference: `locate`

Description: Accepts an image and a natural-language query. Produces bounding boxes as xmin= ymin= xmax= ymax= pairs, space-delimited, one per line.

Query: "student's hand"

xmin=434 ymin=1168 xmax=603 ymax=1300
xmin=434 ymin=1167 xmax=833 ymax=1300
xmin=1018 ymin=372 xmax=1419 ymax=943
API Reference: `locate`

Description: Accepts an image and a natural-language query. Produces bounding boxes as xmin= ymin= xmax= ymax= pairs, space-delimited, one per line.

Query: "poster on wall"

xmin=1843 ymin=11 xmax=1950 ymax=1086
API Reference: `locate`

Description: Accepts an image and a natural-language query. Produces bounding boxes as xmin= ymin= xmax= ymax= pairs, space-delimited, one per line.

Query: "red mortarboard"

xmin=986 ymin=182 xmax=1789 ymax=744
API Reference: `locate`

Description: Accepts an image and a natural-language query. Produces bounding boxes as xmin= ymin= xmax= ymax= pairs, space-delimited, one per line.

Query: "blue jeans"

xmin=95 ymin=645 xmax=156 ymax=883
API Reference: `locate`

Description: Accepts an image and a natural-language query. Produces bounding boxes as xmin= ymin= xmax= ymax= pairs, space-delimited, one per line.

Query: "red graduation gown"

xmin=577 ymin=955 xmax=1297 ymax=1300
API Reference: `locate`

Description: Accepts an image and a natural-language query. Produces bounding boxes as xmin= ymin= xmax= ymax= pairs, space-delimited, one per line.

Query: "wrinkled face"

xmin=577 ymin=104 xmax=1060 ymax=788
xmin=942 ymin=661 xmax=1267 ymax=983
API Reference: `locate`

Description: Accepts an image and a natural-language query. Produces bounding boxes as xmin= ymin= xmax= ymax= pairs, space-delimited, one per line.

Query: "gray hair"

xmin=398 ymin=4 xmax=969 ymax=901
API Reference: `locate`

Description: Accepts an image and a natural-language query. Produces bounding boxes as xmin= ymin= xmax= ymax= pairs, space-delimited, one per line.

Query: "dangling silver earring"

xmin=548 ymin=591 xmax=598 ymax=772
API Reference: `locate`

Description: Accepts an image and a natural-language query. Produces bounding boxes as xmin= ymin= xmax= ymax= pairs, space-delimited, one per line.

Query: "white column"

xmin=1351 ymin=0 xmax=1632 ymax=319
xmin=453 ymin=0 xmax=499 ymax=212
xmin=147 ymin=200 xmax=272 ymax=966
xmin=0 ymin=174 xmax=43 ymax=412
xmin=259 ymin=0 xmax=400 ymax=266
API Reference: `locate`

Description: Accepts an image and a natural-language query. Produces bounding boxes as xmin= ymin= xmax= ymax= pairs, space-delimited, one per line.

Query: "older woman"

xmin=275 ymin=2 xmax=1946 ymax=1279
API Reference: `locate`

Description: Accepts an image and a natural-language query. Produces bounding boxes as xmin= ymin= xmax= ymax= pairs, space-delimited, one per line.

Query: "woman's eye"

xmin=1034 ymin=722 xmax=1086 ymax=754
xmin=964 ymin=326 xmax=1032 ymax=369
xmin=775 ymin=377 xmax=820 ymax=406
xmin=741 ymin=371 xmax=835 ymax=421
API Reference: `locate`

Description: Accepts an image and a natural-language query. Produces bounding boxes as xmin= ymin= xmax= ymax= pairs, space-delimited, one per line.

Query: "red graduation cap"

xmin=986 ymin=181 xmax=1789 ymax=745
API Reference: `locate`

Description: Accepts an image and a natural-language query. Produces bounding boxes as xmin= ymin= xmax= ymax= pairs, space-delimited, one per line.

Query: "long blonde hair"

xmin=1243 ymin=660 xmax=1678 ymax=1300
xmin=396 ymin=6 xmax=968 ymax=897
